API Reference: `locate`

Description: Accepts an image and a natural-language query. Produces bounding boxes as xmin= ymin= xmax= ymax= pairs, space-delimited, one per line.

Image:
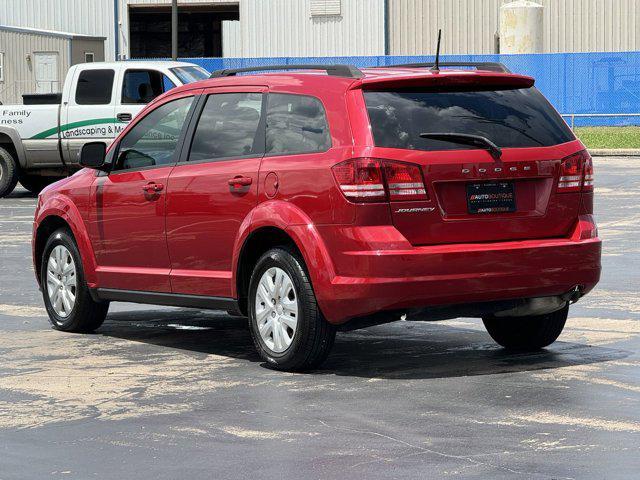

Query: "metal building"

xmin=1 ymin=0 xmax=117 ymax=60
xmin=388 ymin=0 xmax=640 ymax=55
xmin=0 ymin=0 xmax=638 ymax=62
xmin=226 ymin=0 xmax=385 ymax=57
xmin=1 ymin=0 xmax=384 ymax=59
xmin=0 ymin=25 xmax=105 ymax=104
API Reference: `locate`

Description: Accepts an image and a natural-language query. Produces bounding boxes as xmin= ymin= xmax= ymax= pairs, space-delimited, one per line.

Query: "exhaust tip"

xmin=566 ymin=285 xmax=583 ymax=304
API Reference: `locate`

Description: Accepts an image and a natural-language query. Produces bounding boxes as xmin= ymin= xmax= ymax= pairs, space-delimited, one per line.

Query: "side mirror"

xmin=79 ymin=142 xmax=107 ymax=170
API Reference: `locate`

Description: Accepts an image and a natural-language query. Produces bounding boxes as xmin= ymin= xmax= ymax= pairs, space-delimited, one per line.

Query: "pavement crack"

xmin=318 ymin=419 xmax=574 ymax=479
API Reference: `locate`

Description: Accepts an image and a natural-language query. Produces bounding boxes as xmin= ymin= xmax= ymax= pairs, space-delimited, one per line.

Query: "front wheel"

xmin=248 ymin=248 xmax=336 ymax=371
xmin=41 ymin=228 xmax=109 ymax=333
xmin=482 ymin=304 xmax=569 ymax=350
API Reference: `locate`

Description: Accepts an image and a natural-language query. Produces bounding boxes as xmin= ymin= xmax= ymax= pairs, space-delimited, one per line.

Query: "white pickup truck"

xmin=0 ymin=61 xmax=210 ymax=196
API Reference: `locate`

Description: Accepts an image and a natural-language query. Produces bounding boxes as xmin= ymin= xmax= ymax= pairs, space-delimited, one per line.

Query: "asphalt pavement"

xmin=0 ymin=157 xmax=638 ymax=479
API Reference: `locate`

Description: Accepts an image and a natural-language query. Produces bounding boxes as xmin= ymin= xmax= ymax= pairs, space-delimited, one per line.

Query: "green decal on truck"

xmin=30 ymin=118 xmax=120 ymax=139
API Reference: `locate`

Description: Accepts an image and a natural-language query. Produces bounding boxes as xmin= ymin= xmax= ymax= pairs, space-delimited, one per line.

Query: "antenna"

xmin=431 ymin=29 xmax=442 ymax=72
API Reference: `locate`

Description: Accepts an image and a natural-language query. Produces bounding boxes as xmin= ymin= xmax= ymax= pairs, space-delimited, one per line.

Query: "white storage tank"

xmin=500 ymin=0 xmax=544 ymax=54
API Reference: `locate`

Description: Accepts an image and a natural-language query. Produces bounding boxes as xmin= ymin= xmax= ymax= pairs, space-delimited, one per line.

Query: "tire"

xmin=41 ymin=228 xmax=109 ymax=333
xmin=0 ymin=146 xmax=19 ymax=198
xmin=20 ymin=175 xmax=58 ymax=194
xmin=248 ymin=247 xmax=336 ymax=372
xmin=482 ymin=303 xmax=569 ymax=350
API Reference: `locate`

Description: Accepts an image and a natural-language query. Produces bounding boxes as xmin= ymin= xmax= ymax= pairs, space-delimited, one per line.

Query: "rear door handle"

xmin=117 ymin=112 xmax=132 ymax=122
xmin=228 ymin=176 xmax=252 ymax=187
xmin=142 ymin=182 xmax=164 ymax=193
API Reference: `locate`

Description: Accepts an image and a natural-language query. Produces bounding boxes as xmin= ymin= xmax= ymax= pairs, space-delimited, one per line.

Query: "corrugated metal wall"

xmin=222 ymin=20 xmax=242 ymax=57
xmin=389 ymin=0 xmax=501 ymax=54
xmin=0 ymin=0 xmax=240 ymax=61
xmin=1 ymin=0 xmax=116 ymax=60
xmin=108 ymin=0 xmax=385 ymax=59
xmin=0 ymin=30 xmax=70 ymax=104
xmin=544 ymin=0 xmax=639 ymax=53
xmin=388 ymin=0 xmax=640 ymax=55
xmin=2 ymin=0 xmax=638 ymax=61
xmin=238 ymin=0 xmax=385 ymax=57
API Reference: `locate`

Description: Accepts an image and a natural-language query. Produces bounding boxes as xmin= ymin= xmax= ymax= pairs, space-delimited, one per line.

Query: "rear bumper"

xmin=299 ymin=217 xmax=601 ymax=325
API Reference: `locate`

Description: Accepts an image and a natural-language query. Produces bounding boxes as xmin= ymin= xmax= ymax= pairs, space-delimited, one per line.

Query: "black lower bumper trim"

xmin=92 ymin=288 xmax=239 ymax=312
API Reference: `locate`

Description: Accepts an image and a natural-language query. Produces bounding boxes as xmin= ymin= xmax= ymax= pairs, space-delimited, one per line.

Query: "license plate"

xmin=466 ymin=181 xmax=516 ymax=214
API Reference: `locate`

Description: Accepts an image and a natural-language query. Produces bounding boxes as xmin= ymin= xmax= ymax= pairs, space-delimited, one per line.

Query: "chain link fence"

xmin=172 ymin=52 xmax=640 ymax=127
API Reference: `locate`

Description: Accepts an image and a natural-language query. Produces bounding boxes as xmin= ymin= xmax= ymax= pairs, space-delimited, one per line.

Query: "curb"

xmin=590 ymin=149 xmax=640 ymax=157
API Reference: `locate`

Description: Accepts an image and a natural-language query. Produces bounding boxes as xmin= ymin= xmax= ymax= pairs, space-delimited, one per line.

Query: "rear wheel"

xmin=0 ymin=146 xmax=19 ymax=198
xmin=248 ymin=248 xmax=336 ymax=371
xmin=41 ymin=228 xmax=109 ymax=333
xmin=482 ymin=304 xmax=569 ymax=350
xmin=20 ymin=174 xmax=58 ymax=194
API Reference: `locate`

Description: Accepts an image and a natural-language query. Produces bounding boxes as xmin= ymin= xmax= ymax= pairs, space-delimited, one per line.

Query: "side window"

xmin=163 ymin=75 xmax=176 ymax=92
xmin=122 ymin=69 xmax=171 ymax=104
xmin=114 ymin=96 xmax=194 ymax=171
xmin=75 ymin=69 xmax=115 ymax=105
xmin=265 ymin=93 xmax=331 ymax=155
xmin=188 ymin=93 xmax=263 ymax=162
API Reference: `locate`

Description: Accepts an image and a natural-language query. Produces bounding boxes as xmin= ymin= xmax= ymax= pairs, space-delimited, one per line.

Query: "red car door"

xmin=165 ymin=86 xmax=266 ymax=298
xmin=89 ymin=93 xmax=197 ymax=292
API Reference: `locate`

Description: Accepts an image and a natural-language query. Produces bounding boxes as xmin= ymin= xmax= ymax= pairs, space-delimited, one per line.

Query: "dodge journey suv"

xmin=32 ymin=63 xmax=601 ymax=371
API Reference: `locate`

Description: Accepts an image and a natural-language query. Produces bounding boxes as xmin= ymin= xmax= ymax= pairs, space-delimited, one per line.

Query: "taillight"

xmin=384 ymin=161 xmax=428 ymax=201
xmin=332 ymin=158 xmax=386 ymax=202
xmin=582 ymin=154 xmax=594 ymax=192
xmin=557 ymin=150 xmax=594 ymax=193
xmin=332 ymin=158 xmax=428 ymax=203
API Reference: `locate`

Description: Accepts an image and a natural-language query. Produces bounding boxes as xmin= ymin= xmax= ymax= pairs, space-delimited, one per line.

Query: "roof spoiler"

xmin=384 ymin=62 xmax=511 ymax=73
xmin=355 ymin=72 xmax=534 ymax=90
xmin=211 ymin=64 xmax=364 ymax=79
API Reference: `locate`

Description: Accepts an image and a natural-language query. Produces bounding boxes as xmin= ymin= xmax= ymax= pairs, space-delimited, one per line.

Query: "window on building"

xmin=310 ymin=0 xmax=341 ymax=16
xmin=75 ymin=69 xmax=115 ymax=105
xmin=0 ymin=53 xmax=4 ymax=82
xmin=128 ymin=6 xmax=239 ymax=58
xmin=115 ymin=96 xmax=194 ymax=171
xmin=84 ymin=52 xmax=95 ymax=63
xmin=266 ymin=94 xmax=331 ymax=155
xmin=188 ymin=93 xmax=264 ymax=162
xmin=122 ymin=69 xmax=173 ymax=104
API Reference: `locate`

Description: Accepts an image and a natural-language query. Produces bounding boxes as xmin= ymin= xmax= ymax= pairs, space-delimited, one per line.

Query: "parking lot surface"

xmin=0 ymin=157 xmax=638 ymax=479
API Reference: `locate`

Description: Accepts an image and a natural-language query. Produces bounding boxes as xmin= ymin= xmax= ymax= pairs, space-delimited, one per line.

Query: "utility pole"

xmin=171 ymin=0 xmax=178 ymax=60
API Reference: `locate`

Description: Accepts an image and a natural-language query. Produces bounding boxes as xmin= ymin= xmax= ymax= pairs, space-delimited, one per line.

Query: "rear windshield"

xmin=364 ymin=87 xmax=574 ymax=151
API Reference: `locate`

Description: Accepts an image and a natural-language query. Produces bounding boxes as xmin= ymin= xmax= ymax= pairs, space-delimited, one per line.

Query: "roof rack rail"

xmin=211 ymin=64 xmax=364 ymax=79
xmin=386 ymin=62 xmax=511 ymax=73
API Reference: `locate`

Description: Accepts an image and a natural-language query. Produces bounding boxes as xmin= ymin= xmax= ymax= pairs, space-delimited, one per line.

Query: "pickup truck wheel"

xmin=20 ymin=175 xmax=57 ymax=194
xmin=0 ymin=147 xmax=19 ymax=198
xmin=248 ymin=247 xmax=336 ymax=372
xmin=482 ymin=303 xmax=569 ymax=350
xmin=41 ymin=228 xmax=109 ymax=333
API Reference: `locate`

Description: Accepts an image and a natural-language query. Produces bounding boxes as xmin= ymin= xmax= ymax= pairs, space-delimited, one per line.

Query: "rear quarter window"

xmin=364 ymin=87 xmax=574 ymax=151
xmin=75 ymin=69 xmax=115 ymax=105
xmin=266 ymin=93 xmax=331 ymax=155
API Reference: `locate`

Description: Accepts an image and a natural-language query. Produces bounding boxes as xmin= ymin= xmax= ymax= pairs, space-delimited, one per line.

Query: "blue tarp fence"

xmin=173 ymin=52 xmax=640 ymax=127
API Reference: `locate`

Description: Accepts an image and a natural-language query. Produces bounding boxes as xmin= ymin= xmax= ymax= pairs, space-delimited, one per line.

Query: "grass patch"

xmin=574 ymin=126 xmax=640 ymax=149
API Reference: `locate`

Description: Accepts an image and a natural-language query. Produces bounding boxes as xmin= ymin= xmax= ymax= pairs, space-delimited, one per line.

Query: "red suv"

xmin=33 ymin=63 xmax=601 ymax=371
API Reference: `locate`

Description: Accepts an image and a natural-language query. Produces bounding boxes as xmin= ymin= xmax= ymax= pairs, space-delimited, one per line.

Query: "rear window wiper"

xmin=419 ymin=133 xmax=502 ymax=160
